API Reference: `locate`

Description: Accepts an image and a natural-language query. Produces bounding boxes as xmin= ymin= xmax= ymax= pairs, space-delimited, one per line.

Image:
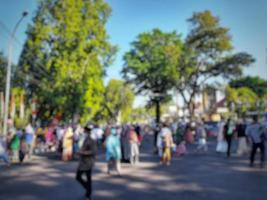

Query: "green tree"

xmin=225 ymin=86 xmax=258 ymax=116
xmin=176 ymin=11 xmax=254 ymax=117
xmin=18 ymin=0 xmax=116 ymax=123
xmin=229 ymin=76 xmax=267 ymax=112
xmin=130 ymin=106 xmax=157 ymax=123
xmin=230 ymin=76 xmax=267 ymax=98
xmin=98 ymin=79 xmax=135 ymax=123
xmin=122 ymin=28 xmax=182 ymax=124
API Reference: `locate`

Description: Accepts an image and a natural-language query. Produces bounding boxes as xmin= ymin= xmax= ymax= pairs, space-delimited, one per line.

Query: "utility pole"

xmin=2 ymin=12 xmax=28 ymax=136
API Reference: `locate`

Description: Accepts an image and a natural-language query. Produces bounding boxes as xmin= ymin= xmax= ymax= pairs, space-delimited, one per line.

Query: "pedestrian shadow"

xmin=92 ymin=135 xmax=267 ymax=200
xmin=1 ymin=134 xmax=266 ymax=200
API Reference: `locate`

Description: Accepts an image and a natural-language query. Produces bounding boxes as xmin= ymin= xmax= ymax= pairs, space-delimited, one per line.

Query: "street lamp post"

xmin=2 ymin=12 xmax=28 ymax=136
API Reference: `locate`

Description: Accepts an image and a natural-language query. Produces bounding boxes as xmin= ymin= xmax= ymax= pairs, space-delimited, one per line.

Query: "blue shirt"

xmin=106 ymin=134 xmax=121 ymax=161
xmin=246 ymin=122 xmax=264 ymax=144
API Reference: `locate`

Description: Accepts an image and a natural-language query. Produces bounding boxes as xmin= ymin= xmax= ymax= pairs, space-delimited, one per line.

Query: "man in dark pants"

xmin=76 ymin=123 xmax=97 ymax=200
xmin=246 ymin=116 xmax=265 ymax=168
xmin=224 ymin=119 xmax=235 ymax=157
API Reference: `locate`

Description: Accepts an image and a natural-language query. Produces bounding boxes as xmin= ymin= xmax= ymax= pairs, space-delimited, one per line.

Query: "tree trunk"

xmin=186 ymin=102 xmax=196 ymax=123
xmin=0 ymin=92 xmax=4 ymax=120
xmin=10 ymin=94 xmax=16 ymax=120
xmin=20 ymin=94 xmax=25 ymax=119
xmin=154 ymin=99 xmax=161 ymax=149
xmin=156 ymin=100 xmax=161 ymax=125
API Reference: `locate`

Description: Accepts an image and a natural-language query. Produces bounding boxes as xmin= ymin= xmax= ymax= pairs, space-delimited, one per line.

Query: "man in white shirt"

xmin=25 ymin=123 xmax=35 ymax=160
xmin=91 ymin=125 xmax=104 ymax=146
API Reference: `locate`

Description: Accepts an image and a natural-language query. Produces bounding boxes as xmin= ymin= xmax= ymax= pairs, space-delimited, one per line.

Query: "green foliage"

xmin=122 ymin=29 xmax=182 ymax=123
xmin=80 ymin=76 xmax=105 ymax=124
xmin=14 ymin=117 xmax=27 ymax=129
xmin=122 ymin=28 xmax=183 ymax=101
xmin=226 ymin=86 xmax=258 ymax=114
xmin=130 ymin=107 xmax=150 ymax=123
xmin=18 ymin=0 xmax=116 ymax=122
xmin=228 ymin=76 xmax=267 ymax=113
xmin=102 ymin=79 xmax=135 ymax=123
xmin=230 ymin=76 xmax=267 ymax=98
xmin=176 ymin=10 xmax=254 ymax=115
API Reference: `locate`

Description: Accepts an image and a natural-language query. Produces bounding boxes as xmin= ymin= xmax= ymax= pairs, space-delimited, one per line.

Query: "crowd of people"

xmin=0 ymin=116 xmax=266 ymax=168
xmin=153 ymin=115 xmax=267 ymax=168
xmin=0 ymin=123 xmax=35 ymax=166
xmin=216 ymin=116 xmax=267 ymax=167
xmin=0 ymin=122 xmax=145 ymax=168
xmin=0 ymin=115 xmax=266 ymax=200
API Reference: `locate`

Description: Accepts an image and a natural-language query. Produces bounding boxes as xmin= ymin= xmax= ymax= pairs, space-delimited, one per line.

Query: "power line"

xmin=0 ymin=20 xmax=53 ymax=80
xmin=0 ymin=21 xmax=23 ymax=46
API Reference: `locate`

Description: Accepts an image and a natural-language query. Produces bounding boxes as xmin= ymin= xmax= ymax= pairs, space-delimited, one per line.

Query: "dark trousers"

xmin=154 ymin=130 xmax=158 ymax=148
xmin=19 ymin=150 xmax=26 ymax=163
xmin=76 ymin=169 xmax=92 ymax=198
xmin=250 ymin=142 xmax=265 ymax=165
xmin=225 ymin=136 xmax=232 ymax=157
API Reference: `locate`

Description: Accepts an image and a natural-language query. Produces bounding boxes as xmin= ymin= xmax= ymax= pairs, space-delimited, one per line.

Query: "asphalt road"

xmin=0 ymin=135 xmax=267 ymax=200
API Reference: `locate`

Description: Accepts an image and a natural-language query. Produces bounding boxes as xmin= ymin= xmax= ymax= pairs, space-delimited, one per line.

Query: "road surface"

xmin=1 ymin=135 xmax=267 ymax=200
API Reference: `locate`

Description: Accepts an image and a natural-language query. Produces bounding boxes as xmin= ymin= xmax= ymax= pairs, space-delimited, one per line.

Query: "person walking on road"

xmin=129 ymin=126 xmax=140 ymax=165
xmin=76 ymin=123 xmax=97 ymax=200
xmin=19 ymin=130 xmax=29 ymax=164
xmin=106 ymin=127 xmax=122 ymax=175
xmin=9 ymin=130 xmax=20 ymax=163
xmin=236 ymin=118 xmax=249 ymax=156
xmin=216 ymin=117 xmax=227 ymax=153
xmin=0 ymin=136 xmax=10 ymax=167
xmin=195 ymin=121 xmax=208 ymax=153
xmin=25 ymin=123 xmax=35 ymax=160
xmin=224 ymin=118 xmax=235 ymax=157
xmin=184 ymin=124 xmax=194 ymax=144
xmin=246 ymin=115 xmax=265 ymax=168
xmin=121 ymin=124 xmax=130 ymax=163
xmin=160 ymin=123 xmax=174 ymax=166
xmin=62 ymin=126 xmax=74 ymax=161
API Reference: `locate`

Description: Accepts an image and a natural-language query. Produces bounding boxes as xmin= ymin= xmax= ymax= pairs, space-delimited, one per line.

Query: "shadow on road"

xmin=0 ymin=134 xmax=266 ymax=200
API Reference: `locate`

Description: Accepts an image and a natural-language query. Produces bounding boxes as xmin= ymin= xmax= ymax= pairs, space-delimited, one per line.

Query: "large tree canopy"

xmin=122 ymin=29 xmax=183 ymax=123
xmin=18 ymin=0 xmax=116 ymax=122
xmin=122 ymin=28 xmax=182 ymax=100
xmin=176 ymin=10 xmax=255 ymax=116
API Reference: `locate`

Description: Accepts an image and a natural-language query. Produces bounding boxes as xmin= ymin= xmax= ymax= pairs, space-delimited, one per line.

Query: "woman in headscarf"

xmin=216 ymin=117 xmax=227 ymax=153
xmin=224 ymin=118 xmax=236 ymax=158
xmin=106 ymin=127 xmax=122 ymax=175
xmin=160 ymin=123 xmax=174 ymax=166
xmin=45 ymin=127 xmax=55 ymax=151
xmin=129 ymin=126 xmax=140 ymax=165
xmin=62 ymin=126 xmax=74 ymax=161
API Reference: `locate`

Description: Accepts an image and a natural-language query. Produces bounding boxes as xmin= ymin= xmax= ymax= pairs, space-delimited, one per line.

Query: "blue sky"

xmin=105 ymin=0 xmax=267 ymax=81
xmin=0 ymin=0 xmax=267 ymax=96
